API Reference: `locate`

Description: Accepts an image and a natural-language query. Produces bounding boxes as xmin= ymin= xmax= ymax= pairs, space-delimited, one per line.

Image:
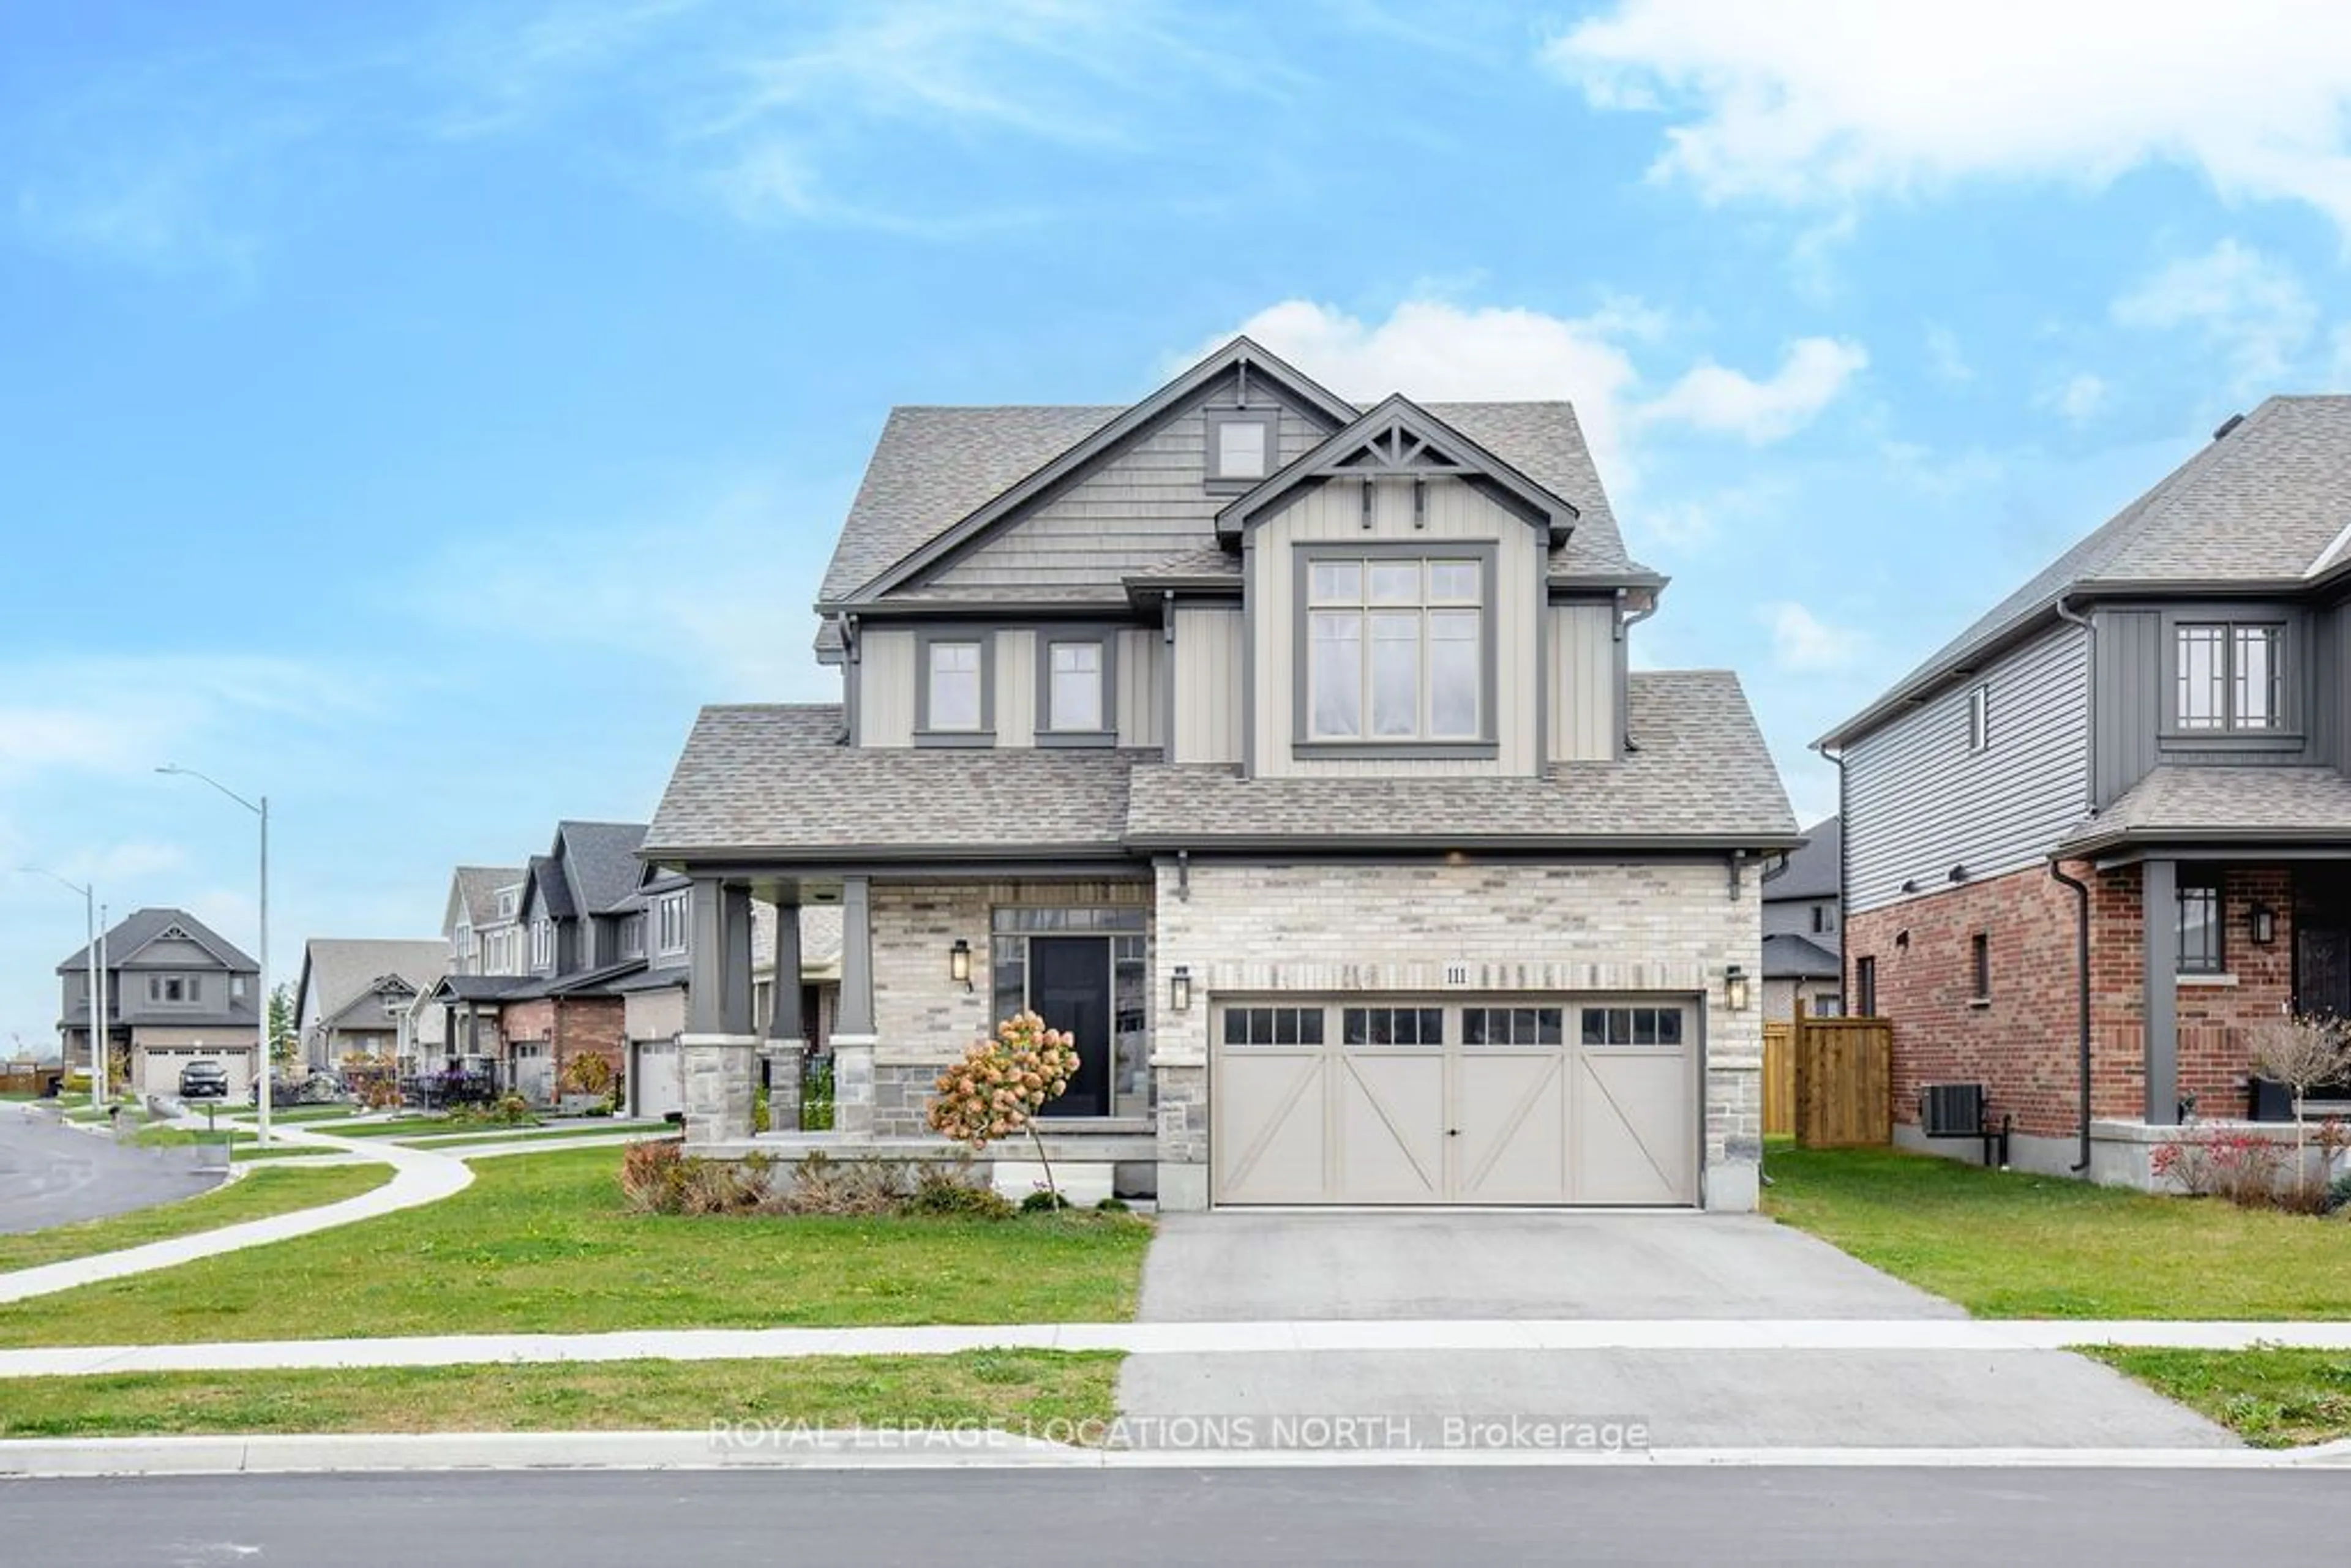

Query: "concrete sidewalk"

xmin=0 ymin=1125 xmax=471 ymax=1306
xmin=2 ymin=1316 xmax=2347 ymax=1379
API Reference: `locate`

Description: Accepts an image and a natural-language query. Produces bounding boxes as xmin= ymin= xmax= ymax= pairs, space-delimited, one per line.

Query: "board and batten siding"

xmin=1171 ymin=606 xmax=1245 ymax=764
xmin=1844 ymin=623 xmax=2090 ymax=915
xmin=1118 ymin=627 xmax=1164 ymax=750
xmin=1250 ymin=476 xmax=1542 ymax=778
xmin=2093 ymin=602 xmax=2325 ymax=808
xmin=857 ymin=625 xmax=1161 ymax=749
xmin=996 ymin=630 xmax=1036 ymax=748
xmin=2092 ymin=608 xmax=2159 ymax=806
xmin=1549 ymin=602 xmax=1614 ymax=762
xmin=858 ymin=628 xmax=918 ymax=748
xmin=929 ymin=392 xmax=1330 ymax=590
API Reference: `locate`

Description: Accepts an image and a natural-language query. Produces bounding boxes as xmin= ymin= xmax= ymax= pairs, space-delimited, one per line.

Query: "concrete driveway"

xmin=0 ymin=1106 xmax=220 ymax=1236
xmin=1119 ymin=1212 xmax=2235 ymax=1451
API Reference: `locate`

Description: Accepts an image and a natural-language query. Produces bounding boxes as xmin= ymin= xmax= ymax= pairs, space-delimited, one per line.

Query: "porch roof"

xmin=2060 ymin=764 xmax=2351 ymax=858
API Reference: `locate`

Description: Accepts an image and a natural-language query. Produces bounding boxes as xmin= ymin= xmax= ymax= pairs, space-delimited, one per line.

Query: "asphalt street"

xmin=2 ymin=1467 xmax=2344 ymax=1566
xmin=0 ymin=1107 xmax=219 ymax=1235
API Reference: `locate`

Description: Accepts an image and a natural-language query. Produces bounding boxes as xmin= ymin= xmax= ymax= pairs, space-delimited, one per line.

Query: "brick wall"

xmin=498 ymin=996 xmax=625 ymax=1098
xmin=1849 ymin=862 xmax=2297 ymax=1138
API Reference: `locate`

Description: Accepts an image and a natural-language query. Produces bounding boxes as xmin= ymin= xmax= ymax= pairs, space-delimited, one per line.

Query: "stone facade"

xmin=1149 ymin=857 xmax=1765 ymax=1211
xmin=1848 ymin=862 xmax=2297 ymax=1149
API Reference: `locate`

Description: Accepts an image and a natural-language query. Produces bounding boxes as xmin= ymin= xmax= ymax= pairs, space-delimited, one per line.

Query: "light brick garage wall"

xmin=1149 ymin=858 xmax=1764 ymax=1202
xmin=868 ymin=879 xmax=1152 ymax=1136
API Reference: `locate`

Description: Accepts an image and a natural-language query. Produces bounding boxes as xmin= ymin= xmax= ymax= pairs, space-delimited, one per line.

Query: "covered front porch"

xmin=669 ymin=869 xmax=1164 ymax=1199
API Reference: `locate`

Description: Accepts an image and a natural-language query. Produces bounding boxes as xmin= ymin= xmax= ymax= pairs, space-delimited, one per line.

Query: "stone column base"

xmin=1156 ymin=1162 xmax=1209 ymax=1212
xmin=831 ymin=1033 xmax=877 ymax=1136
xmin=680 ymin=1033 xmax=759 ymax=1144
xmin=761 ymin=1037 xmax=807 ymax=1133
xmin=1704 ymin=1157 xmax=1760 ymax=1213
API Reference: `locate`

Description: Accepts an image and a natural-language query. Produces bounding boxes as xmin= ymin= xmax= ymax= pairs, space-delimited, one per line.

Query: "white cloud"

xmin=0 ymin=656 xmax=378 ymax=787
xmin=1637 ymin=337 xmax=1868 ymax=444
xmin=2112 ymin=239 xmax=2317 ymax=392
xmin=2036 ymin=372 xmax=2109 ymax=426
xmin=1924 ymin=324 xmax=1973 ymax=385
xmin=1760 ymin=601 xmax=1869 ymax=672
xmin=1545 ymin=2 xmax=2351 ymax=235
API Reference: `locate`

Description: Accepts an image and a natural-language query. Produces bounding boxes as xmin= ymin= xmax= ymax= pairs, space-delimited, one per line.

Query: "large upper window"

xmin=2176 ymin=622 xmax=2283 ymax=732
xmin=1045 ymin=640 xmax=1105 ymax=733
xmin=1305 ymin=556 xmax=1485 ymax=745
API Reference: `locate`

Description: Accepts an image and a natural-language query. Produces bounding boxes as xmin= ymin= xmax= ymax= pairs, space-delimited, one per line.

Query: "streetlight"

xmin=18 ymin=868 xmax=104 ymax=1109
xmin=157 ymin=766 xmax=271 ymax=1147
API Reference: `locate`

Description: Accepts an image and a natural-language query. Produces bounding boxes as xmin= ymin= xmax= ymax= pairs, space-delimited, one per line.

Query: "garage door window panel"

xmin=1342 ymin=1006 xmax=1443 ymax=1046
xmin=1222 ymin=1007 xmax=1325 ymax=1048
xmin=1463 ymin=1007 xmax=1564 ymax=1046
xmin=1581 ymin=1007 xmax=1684 ymax=1048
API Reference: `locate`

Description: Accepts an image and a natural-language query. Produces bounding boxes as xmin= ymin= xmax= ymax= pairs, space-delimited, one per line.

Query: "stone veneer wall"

xmin=868 ymin=879 xmax=1153 ymax=1136
xmin=1149 ymin=858 xmax=1765 ymax=1212
xmin=1846 ymin=862 xmax=2294 ymax=1142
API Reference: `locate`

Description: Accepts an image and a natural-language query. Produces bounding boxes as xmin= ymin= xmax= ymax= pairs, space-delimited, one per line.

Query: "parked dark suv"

xmin=178 ymin=1061 xmax=230 ymax=1100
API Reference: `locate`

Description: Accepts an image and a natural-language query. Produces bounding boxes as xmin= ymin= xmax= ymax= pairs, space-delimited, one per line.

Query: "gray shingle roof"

xmin=2058 ymin=764 xmax=2351 ymax=853
xmin=1125 ymin=672 xmax=1793 ymax=848
xmin=643 ymin=705 xmax=1143 ymax=859
xmin=557 ymin=821 xmax=651 ymax=914
xmin=56 ymin=907 xmax=257 ymax=974
xmin=453 ymin=866 xmax=522 ymax=927
xmin=1763 ymin=932 xmax=1841 ymax=980
xmin=297 ymin=939 xmax=449 ymax=1030
xmin=817 ymin=397 xmax=1648 ymax=607
xmin=1829 ymin=396 xmax=2351 ymax=746
xmin=1763 ymin=816 xmax=1840 ymax=902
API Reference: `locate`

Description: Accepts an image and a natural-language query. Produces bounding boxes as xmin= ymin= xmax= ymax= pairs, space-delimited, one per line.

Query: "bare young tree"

xmin=2250 ymin=1013 xmax=2351 ymax=1182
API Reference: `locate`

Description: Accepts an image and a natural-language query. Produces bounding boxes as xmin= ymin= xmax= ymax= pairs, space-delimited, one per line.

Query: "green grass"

xmin=0 ymin=1146 xmax=1153 ymax=1347
xmin=0 ymin=1165 xmax=394 ymax=1274
xmin=302 ymin=1115 xmax=535 ymax=1138
xmin=1764 ymin=1142 xmax=2351 ymax=1318
xmin=0 ymin=1350 xmax=1121 ymax=1439
xmin=411 ymin=1123 xmax=666 ymax=1150
xmin=227 ymin=1105 xmax=365 ymax=1125
xmin=130 ymin=1124 xmax=251 ymax=1149
xmin=230 ymin=1145 xmax=347 ymax=1163
xmin=2083 ymin=1348 xmax=2351 ymax=1448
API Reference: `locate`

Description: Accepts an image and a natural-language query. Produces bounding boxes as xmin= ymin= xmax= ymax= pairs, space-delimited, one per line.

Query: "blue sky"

xmin=4 ymin=1 xmax=2349 ymax=1051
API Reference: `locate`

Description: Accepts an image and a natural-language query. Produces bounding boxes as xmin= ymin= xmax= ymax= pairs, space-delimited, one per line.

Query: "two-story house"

xmin=293 ymin=939 xmax=449 ymax=1071
xmin=54 ymin=907 xmax=260 ymax=1099
xmin=1823 ymin=397 xmax=2351 ymax=1184
xmin=642 ymin=337 xmax=1796 ymax=1211
xmin=1761 ymin=817 xmax=1843 ymax=1020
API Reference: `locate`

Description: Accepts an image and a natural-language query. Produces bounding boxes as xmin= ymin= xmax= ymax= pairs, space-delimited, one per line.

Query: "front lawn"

xmin=2083 ymin=1348 xmax=2351 ymax=1448
xmin=298 ymin=1115 xmax=504 ymax=1138
xmin=0 ymin=1350 xmax=1120 ymax=1439
xmin=0 ymin=1146 xmax=1152 ymax=1347
xmin=411 ymin=1123 xmax=666 ymax=1150
xmin=0 ymin=1165 xmax=394 ymax=1275
xmin=1764 ymin=1142 xmax=2351 ymax=1318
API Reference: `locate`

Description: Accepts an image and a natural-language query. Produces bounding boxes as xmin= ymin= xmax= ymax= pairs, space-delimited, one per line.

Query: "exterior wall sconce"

xmin=1170 ymin=965 xmax=1193 ymax=1014
xmin=1948 ymin=864 xmax=1968 ymax=883
xmin=2251 ymin=904 xmax=2278 ymax=945
xmin=1900 ymin=878 xmax=1919 ymax=894
xmin=1724 ymin=964 xmax=1750 ymax=1013
xmin=949 ymin=939 xmax=973 ymax=991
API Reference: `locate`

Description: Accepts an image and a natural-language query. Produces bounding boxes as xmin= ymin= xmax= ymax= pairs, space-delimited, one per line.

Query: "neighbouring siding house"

xmin=54 ymin=907 xmax=261 ymax=1100
xmin=642 ymin=337 xmax=1797 ymax=1211
xmin=293 ymin=939 xmax=449 ymax=1072
xmin=1760 ymin=817 xmax=1843 ymax=1021
xmin=1823 ymin=397 xmax=2351 ymax=1185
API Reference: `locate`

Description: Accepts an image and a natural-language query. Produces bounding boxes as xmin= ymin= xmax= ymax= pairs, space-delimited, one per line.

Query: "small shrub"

xmin=2153 ymin=1128 xmax=2291 ymax=1208
xmin=2327 ymin=1170 xmax=2351 ymax=1216
xmin=1020 ymin=1190 xmax=1073 ymax=1214
xmin=619 ymin=1138 xmax=689 ymax=1214
xmin=762 ymin=1151 xmax=910 ymax=1217
xmin=904 ymin=1166 xmax=1016 ymax=1220
xmin=563 ymin=1052 xmax=616 ymax=1100
xmin=927 ymin=1010 xmax=1080 ymax=1205
xmin=1095 ymin=1197 xmax=1131 ymax=1214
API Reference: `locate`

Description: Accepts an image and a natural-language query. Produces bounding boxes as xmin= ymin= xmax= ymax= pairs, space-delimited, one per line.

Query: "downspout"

xmin=2049 ymin=861 xmax=2094 ymax=1173
xmin=1615 ymin=587 xmax=1660 ymax=758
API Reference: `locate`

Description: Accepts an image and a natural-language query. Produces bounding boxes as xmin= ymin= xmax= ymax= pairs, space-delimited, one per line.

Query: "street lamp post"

xmin=18 ymin=869 xmax=103 ymax=1109
xmin=158 ymin=767 xmax=271 ymax=1147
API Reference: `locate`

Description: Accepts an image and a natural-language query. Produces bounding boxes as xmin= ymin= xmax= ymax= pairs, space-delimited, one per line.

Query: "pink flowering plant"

xmin=926 ymin=1010 xmax=1081 ymax=1209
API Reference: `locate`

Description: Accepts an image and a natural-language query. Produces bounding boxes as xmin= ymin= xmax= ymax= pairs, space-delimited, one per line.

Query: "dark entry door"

xmin=2297 ymin=924 xmax=2351 ymax=1019
xmin=1030 ymin=937 xmax=1110 ymax=1117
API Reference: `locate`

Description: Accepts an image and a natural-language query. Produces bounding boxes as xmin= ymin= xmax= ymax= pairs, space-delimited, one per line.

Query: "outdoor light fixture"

xmin=1725 ymin=964 xmax=1750 ymax=1013
xmin=949 ymin=938 xmax=973 ymax=991
xmin=1948 ymin=864 xmax=1968 ymax=883
xmin=2251 ymin=904 xmax=2278 ymax=946
xmin=1170 ymin=965 xmax=1193 ymax=1014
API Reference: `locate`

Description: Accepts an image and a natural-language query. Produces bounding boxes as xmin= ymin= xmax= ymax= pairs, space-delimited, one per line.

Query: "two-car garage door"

xmin=1212 ymin=997 xmax=1697 ymax=1207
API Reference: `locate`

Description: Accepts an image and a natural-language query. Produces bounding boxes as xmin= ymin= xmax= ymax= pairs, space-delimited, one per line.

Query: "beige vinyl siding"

xmin=1119 ymin=627 xmax=1164 ymax=750
xmin=1172 ymin=606 xmax=1245 ymax=764
xmin=928 ymin=394 xmax=1329 ymax=589
xmin=996 ymin=629 xmax=1036 ymax=748
xmin=1550 ymin=602 xmax=1615 ymax=762
xmin=1845 ymin=623 xmax=2090 ymax=915
xmin=858 ymin=628 xmax=918 ymax=748
xmin=1251 ymin=476 xmax=1540 ymax=777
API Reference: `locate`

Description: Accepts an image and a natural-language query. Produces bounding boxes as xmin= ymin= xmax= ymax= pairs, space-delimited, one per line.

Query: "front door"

xmin=2297 ymin=924 xmax=2351 ymax=1019
xmin=1031 ymin=937 xmax=1111 ymax=1117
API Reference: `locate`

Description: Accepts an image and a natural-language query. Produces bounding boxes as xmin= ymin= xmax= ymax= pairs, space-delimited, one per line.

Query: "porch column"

xmin=833 ymin=875 xmax=877 ymax=1136
xmin=2143 ymin=857 xmax=2180 ymax=1124
xmin=762 ymin=899 xmax=807 ymax=1130
xmin=681 ymin=876 xmax=759 ymax=1143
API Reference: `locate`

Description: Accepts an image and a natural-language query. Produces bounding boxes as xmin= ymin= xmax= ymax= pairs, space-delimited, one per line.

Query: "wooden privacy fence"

xmin=1761 ymin=1023 xmax=1795 ymax=1138
xmin=1785 ymin=1002 xmax=1892 ymax=1147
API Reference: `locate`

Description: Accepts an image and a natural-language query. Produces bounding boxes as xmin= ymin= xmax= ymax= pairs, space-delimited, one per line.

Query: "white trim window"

xmin=656 ymin=893 xmax=689 ymax=956
xmin=619 ymin=913 xmax=647 ymax=961
xmin=1967 ymin=683 xmax=1990 ymax=752
xmin=1046 ymin=640 xmax=1103 ymax=732
xmin=530 ymin=918 xmax=553 ymax=970
xmin=1307 ymin=558 xmax=1483 ymax=741
xmin=926 ymin=641 xmax=984 ymax=732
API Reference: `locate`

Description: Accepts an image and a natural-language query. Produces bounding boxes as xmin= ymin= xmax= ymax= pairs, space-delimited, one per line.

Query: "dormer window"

xmin=1207 ymin=409 xmax=1278 ymax=488
xmin=1298 ymin=549 xmax=1494 ymax=755
xmin=1038 ymin=633 xmax=1117 ymax=746
xmin=916 ymin=631 xmax=994 ymax=746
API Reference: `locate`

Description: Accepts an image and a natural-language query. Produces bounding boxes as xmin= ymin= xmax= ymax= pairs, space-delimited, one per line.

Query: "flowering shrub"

xmin=563 ymin=1052 xmax=616 ymax=1100
xmin=2152 ymin=1128 xmax=2290 ymax=1207
xmin=926 ymin=1010 xmax=1080 ymax=1207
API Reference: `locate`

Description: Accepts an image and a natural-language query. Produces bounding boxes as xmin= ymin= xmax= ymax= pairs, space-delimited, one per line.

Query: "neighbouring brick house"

xmin=641 ymin=336 xmax=1796 ymax=1210
xmin=1822 ymin=397 xmax=2351 ymax=1185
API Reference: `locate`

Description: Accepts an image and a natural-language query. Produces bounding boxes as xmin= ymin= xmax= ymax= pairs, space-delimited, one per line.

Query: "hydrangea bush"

xmin=926 ymin=1010 xmax=1080 ymax=1207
